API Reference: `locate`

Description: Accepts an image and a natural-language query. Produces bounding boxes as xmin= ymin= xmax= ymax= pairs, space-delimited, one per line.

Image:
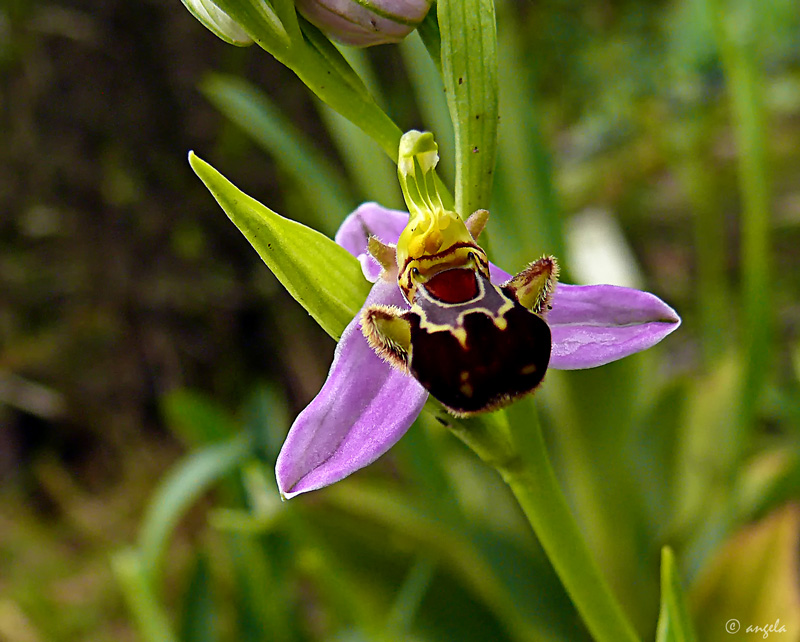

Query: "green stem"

xmin=438 ymin=0 xmax=498 ymax=217
xmin=451 ymin=410 xmax=641 ymax=642
xmin=238 ymin=9 xmax=403 ymax=161
xmin=289 ymin=43 xmax=403 ymax=160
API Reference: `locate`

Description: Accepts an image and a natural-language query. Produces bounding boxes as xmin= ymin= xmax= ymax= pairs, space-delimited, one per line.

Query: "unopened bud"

xmin=296 ymin=0 xmax=432 ymax=47
xmin=181 ymin=0 xmax=253 ymax=46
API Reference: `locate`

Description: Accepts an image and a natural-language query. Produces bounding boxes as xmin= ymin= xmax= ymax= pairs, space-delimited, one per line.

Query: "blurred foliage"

xmin=1 ymin=0 xmax=800 ymax=641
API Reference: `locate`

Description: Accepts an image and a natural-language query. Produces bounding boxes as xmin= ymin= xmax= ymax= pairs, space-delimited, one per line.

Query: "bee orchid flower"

xmin=276 ymin=136 xmax=681 ymax=499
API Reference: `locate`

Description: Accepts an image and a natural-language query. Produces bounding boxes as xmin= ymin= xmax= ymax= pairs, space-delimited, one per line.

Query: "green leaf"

xmin=243 ymin=384 xmax=290 ymax=463
xmin=284 ymin=21 xmax=403 ymax=160
xmin=203 ymin=2 xmax=402 ymax=161
xmin=138 ymin=437 xmax=251 ymax=583
xmin=189 ymin=152 xmax=371 ymax=340
xmin=298 ymin=16 xmax=373 ymax=103
xmin=672 ymin=354 xmax=742 ymax=572
xmin=226 ymin=532 xmax=293 ymax=641
xmin=706 ymin=0 xmax=772 ymax=465
xmin=655 ymin=547 xmax=698 ymax=642
xmin=416 ymin=9 xmax=442 ymax=73
xmin=438 ymin=0 xmax=498 ymax=217
xmin=385 ymin=556 xmax=436 ymax=635
xmin=538 ymin=358 xmax=660 ymax=629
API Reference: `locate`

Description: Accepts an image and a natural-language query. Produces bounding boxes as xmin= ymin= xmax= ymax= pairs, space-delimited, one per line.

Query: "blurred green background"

xmin=1 ymin=0 xmax=799 ymax=641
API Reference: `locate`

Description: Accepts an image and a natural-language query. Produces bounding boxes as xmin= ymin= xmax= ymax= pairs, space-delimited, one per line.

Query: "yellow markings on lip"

xmin=459 ymin=382 xmax=474 ymax=398
xmin=520 ymin=364 xmax=538 ymax=375
xmin=414 ymin=276 xmax=516 ymax=350
xmin=492 ymin=315 xmax=508 ymax=331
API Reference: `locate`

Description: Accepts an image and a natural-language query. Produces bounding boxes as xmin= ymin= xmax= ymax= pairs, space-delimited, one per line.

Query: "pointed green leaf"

xmin=656 ymin=547 xmax=698 ymax=642
xmin=189 ymin=152 xmax=370 ymax=340
xmin=438 ymin=0 xmax=498 ymax=217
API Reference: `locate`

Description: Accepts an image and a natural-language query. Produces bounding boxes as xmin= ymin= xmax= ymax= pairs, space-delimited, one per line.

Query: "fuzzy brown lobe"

xmin=362 ymin=304 xmax=411 ymax=373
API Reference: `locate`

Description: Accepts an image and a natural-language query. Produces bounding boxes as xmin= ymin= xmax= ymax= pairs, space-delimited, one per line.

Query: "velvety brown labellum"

xmin=362 ymin=251 xmax=558 ymax=417
xmin=406 ymin=275 xmax=551 ymax=416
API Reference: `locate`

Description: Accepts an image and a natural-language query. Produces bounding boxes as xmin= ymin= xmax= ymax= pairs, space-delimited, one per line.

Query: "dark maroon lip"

xmin=423 ymin=267 xmax=480 ymax=304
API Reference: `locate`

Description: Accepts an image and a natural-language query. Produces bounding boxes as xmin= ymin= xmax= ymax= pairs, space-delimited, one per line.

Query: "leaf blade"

xmin=656 ymin=547 xmax=698 ymax=642
xmin=189 ymin=152 xmax=370 ymax=340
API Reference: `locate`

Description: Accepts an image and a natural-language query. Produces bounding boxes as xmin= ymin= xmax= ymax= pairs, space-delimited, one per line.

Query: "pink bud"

xmin=296 ymin=0 xmax=433 ymax=47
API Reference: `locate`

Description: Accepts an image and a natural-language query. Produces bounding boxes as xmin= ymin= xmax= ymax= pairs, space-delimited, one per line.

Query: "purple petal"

xmin=335 ymin=203 xmax=409 ymax=282
xmin=548 ymin=284 xmax=681 ymax=370
xmin=276 ymin=278 xmax=427 ymax=499
xmin=490 ymin=263 xmax=512 ymax=283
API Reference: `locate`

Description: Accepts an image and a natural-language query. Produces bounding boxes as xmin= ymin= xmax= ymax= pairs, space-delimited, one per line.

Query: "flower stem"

xmin=453 ymin=408 xmax=641 ymax=642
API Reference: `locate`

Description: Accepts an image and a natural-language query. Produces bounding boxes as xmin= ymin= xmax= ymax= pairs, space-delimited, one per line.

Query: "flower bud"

xmin=181 ymin=0 xmax=253 ymax=46
xmin=295 ymin=0 xmax=432 ymax=47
